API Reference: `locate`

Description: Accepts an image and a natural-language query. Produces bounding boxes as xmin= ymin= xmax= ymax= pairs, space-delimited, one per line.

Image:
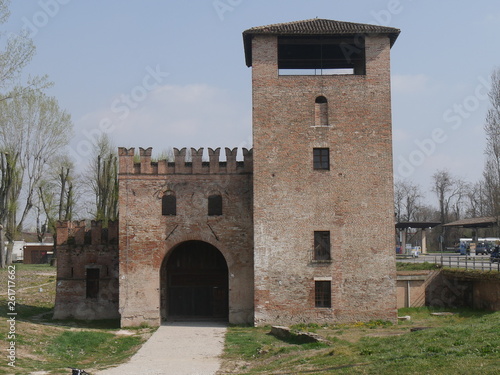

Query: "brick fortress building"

xmin=54 ymin=19 xmax=400 ymax=327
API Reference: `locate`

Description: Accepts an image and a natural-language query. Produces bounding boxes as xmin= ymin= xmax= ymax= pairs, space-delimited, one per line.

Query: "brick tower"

xmin=243 ymin=19 xmax=401 ymax=325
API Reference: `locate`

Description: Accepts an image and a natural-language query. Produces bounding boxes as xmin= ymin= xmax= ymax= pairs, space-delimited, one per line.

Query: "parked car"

xmin=475 ymin=243 xmax=489 ymax=255
xmin=490 ymin=248 xmax=500 ymax=263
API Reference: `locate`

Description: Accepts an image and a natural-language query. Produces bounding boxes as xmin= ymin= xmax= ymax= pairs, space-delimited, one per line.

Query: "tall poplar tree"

xmin=483 ymin=68 xmax=500 ymax=225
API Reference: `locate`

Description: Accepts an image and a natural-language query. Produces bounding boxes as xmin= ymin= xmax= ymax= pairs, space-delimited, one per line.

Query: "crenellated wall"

xmin=53 ymin=220 xmax=120 ymax=321
xmin=118 ymin=147 xmax=253 ymax=175
xmin=118 ymin=146 xmax=254 ymax=327
xmin=56 ymin=220 xmax=119 ymax=246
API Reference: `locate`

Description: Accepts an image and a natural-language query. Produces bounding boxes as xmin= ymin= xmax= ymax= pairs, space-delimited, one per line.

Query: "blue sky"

xmin=4 ymin=0 xmax=500 ymax=202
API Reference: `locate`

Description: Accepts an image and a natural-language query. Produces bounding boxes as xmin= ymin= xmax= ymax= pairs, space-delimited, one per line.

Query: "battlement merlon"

xmin=117 ymin=147 xmax=253 ymax=175
xmin=56 ymin=220 xmax=118 ymax=246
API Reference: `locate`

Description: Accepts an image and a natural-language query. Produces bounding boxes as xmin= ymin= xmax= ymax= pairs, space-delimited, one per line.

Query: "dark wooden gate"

xmin=165 ymin=241 xmax=228 ymax=320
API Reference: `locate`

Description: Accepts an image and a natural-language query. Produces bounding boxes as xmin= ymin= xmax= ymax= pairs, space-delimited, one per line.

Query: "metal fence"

xmin=397 ymin=254 xmax=500 ymax=271
xmin=434 ymin=256 xmax=500 ymax=271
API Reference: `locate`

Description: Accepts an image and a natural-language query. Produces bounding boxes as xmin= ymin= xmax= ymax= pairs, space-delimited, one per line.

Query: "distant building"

xmin=54 ymin=19 xmax=400 ymax=326
xmin=10 ymin=241 xmax=25 ymax=263
xmin=23 ymin=243 xmax=54 ymax=264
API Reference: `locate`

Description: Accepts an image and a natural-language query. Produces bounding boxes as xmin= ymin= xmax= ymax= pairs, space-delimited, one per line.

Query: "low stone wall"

xmin=397 ymin=269 xmax=500 ymax=311
xmin=396 ymin=270 xmax=440 ymax=308
xmin=427 ymin=270 xmax=500 ymax=311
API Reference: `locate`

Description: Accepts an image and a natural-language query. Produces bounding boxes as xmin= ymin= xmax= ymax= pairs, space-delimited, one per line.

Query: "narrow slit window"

xmin=314 ymin=231 xmax=331 ymax=260
xmin=162 ymin=194 xmax=176 ymax=216
xmin=313 ymin=148 xmax=330 ymax=170
xmin=315 ymin=96 xmax=328 ymax=126
xmin=208 ymin=195 xmax=223 ymax=216
xmin=86 ymin=268 xmax=100 ymax=299
xmin=315 ymin=281 xmax=331 ymax=308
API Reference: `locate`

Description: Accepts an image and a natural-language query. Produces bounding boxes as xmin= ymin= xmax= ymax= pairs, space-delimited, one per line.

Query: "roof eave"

xmin=242 ymin=27 xmax=400 ymax=67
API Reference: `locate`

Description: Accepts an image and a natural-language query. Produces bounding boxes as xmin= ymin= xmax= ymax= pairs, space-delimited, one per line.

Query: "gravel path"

xmin=95 ymin=322 xmax=227 ymax=375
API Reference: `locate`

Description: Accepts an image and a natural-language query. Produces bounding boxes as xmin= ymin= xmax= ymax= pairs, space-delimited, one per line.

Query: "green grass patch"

xmin=396 ymin=261 xmax=441 ymax=271
xmin=46 ymin=330 xmax=143 ymax=366
xmin=47 ymin=331 xmax=114 ymax=362
xmin=0 ymin=262 xmax=151 ymax=375
xmin=1 ymin=263 xmax=55 ymax=272
xmin=221 ymin=308 xmax=500 ymax=374
xmin=442 ymin=268 xmax=500 ymax=280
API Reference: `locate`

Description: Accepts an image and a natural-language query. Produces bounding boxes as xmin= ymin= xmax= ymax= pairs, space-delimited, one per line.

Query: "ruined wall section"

xmin=118 ymin=147 xmax=254 ymax=327
xmin=53 ymin=220 xmax=119 ymax=320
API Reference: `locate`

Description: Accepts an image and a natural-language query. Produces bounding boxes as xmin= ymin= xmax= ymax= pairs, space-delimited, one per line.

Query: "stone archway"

xmin=161 ymin=241 xmax=228 ymax=321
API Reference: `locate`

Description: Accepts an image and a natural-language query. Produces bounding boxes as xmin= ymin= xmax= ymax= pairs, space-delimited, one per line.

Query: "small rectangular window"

xmin=314 ymin=231 xmax=331 ymax=260
xmin=162 ymin=195 xmax=176 ymax=216
xmin=313 ymin=148 xmax=330 ymax=170
xmin=208 ymin=195 xmax=223 ymax=216
xmin=86 ymin=268 xmax=100 ymax=299
xmin=161 ymin=195 xmax=177 ymax=216
xmin=315 ymin=281 xmax=331 ymax=308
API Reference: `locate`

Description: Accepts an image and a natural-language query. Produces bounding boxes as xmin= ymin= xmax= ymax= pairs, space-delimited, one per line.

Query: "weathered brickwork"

xmin=118 ymin=147 xmax=254 ymax=327
xmin=251 ymin=33 xmax=398 ymax=325
xmin=53 ymin=220 xmax=120 ymax=320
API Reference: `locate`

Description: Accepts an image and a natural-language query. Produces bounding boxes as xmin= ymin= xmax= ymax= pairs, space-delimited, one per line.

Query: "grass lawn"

xmin=219 ymin=308 xmax=500 ymax=374
xmin=0 ymin=264 xmax=154 ymax=375
xmin=396 ymin=261 xmax=442 ymax=271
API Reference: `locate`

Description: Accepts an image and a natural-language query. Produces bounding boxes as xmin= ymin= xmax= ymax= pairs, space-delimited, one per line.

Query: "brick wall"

xmin=118 ymin=147 xmax=254 ymax=327
xmin=251 ymin=34 xmax=397 ymax=325
xmin=53 ymin=221 xmax=119 ymax=320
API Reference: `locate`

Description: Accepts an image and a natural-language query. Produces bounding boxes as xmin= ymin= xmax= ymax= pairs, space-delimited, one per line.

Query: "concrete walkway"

xmin=95 ymin=322 xmax=227 ymax=375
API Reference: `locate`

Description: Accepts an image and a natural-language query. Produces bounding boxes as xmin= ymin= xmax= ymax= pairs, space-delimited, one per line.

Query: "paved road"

xmin=95 ymin=322 xmax=227 ymax=375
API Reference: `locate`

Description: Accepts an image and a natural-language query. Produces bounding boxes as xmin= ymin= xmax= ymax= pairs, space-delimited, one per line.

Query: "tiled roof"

xmin=243 ymin=18 xmax=400 ymax=38
xmin=443 ymin=217 xmax=498 ymax=228
xmin=243 ymin=19 xmax=400 ymax=67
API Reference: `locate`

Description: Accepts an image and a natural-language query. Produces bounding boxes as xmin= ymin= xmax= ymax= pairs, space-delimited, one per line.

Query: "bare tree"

xmin=0 ymin=91 xmax=72 ymax=265
xmin=0 ymin=91 xmax=73 ymax=228
xmin=86 ymin=134 xmax=118 ymax=226
xmin=413 ymin=204 xmax=438 ymax=222
xmin=36 ymin=155 xmax=77 ymax=241
xmin=394 ymin=179 xmax=423 ymax=222
xmin=483 ymin=68 xmax=500 ymax=221
xmin=0 ymin=1 xmax=61 ymax=267
xmin=463 ymin=181 xmax=488 ymax=218
xmin=0 ymin=151 xmax=19 ymax=267
xmin=431 ymin=170 xmax=464 ymax=224
xmin=0 ymin=0 xmax=49 ymax=100
xmin=431 ymin=169 xmax=469 ymax=248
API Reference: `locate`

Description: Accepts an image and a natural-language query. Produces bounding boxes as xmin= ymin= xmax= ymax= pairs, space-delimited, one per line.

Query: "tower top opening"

xmin=243 ymin=18 xmax=400 ymax=68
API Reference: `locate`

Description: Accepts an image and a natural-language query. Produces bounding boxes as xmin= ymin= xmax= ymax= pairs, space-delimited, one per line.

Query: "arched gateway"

xmin=161 ymin=241 xmax=229 ymax=321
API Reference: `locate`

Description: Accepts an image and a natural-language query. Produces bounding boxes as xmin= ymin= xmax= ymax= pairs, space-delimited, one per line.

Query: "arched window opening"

xmin=208 ymin=195 xmax=223 ymax=216
xmin=162 ymin=193 xmax=176 ymax=216
xmin=315 ymin=96 xmax=328 ymax=126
